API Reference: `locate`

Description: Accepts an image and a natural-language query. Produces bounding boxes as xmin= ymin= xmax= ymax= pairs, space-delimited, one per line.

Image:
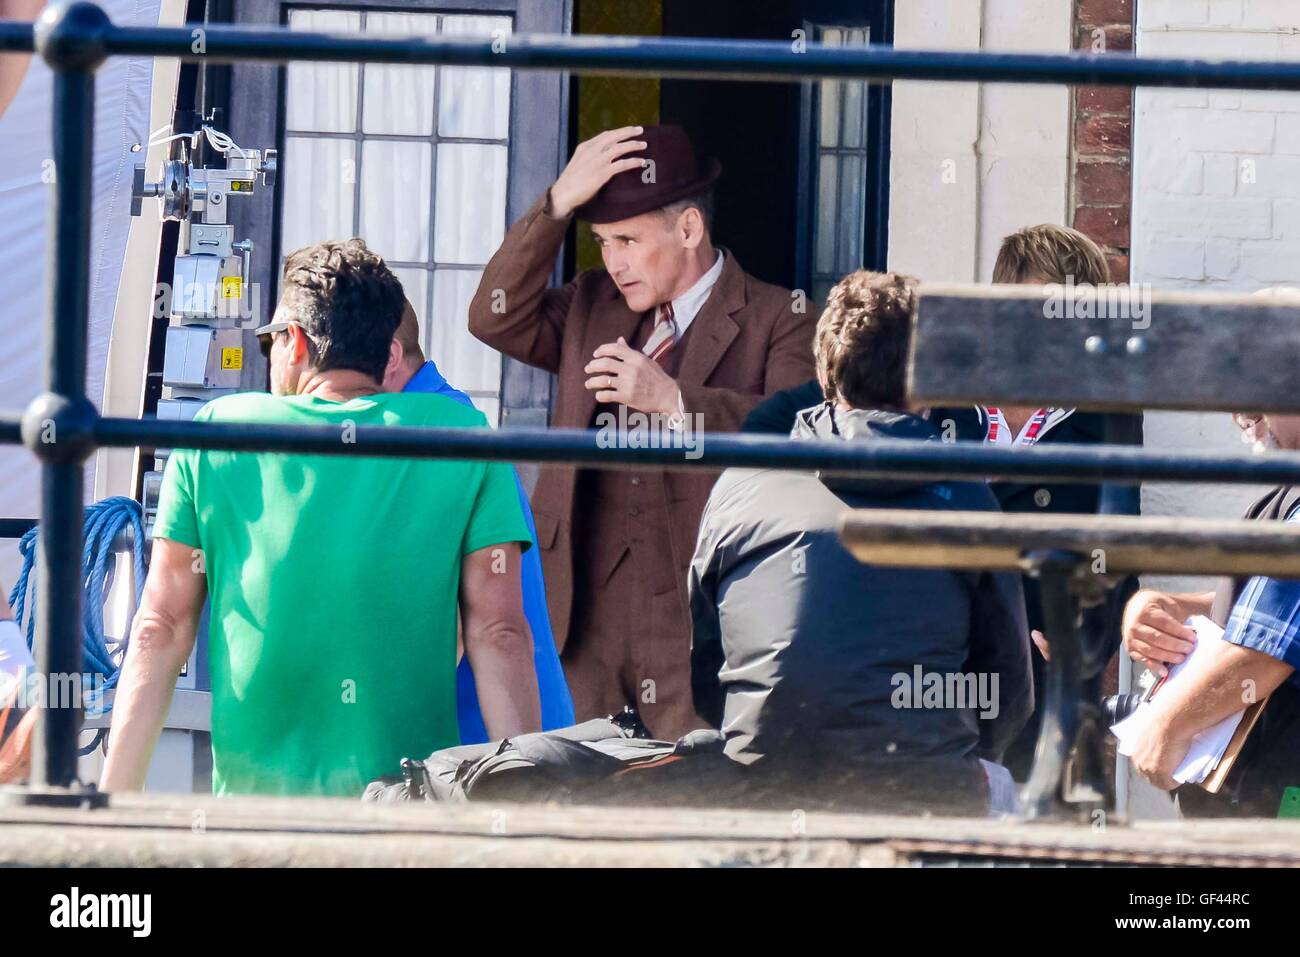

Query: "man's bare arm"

xmin=99 ymin=537 xmax=206 ymax=792
xmin=459 ymin=542 xmax=540 ymax=740
xmin=1132 ymin=638 xmax=1293 ymax=790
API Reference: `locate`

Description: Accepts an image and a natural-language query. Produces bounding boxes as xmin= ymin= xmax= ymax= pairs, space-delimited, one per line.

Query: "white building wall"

xmin=889 ymin=0 xmax=1073 ymax=282
xmin=1133 ymin=0 xmax=1300 ymax=562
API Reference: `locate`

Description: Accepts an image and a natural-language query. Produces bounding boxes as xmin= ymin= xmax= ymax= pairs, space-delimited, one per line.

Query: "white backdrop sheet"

xmin=0 ymin=0 xmax=161 ymax=589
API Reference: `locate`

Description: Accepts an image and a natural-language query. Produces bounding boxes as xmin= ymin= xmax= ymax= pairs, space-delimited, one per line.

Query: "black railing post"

xmin=2 ymin=1 xmax=110 ymax=808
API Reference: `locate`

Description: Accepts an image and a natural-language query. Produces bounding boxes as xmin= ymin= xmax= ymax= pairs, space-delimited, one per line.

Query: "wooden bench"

xmin=838 ymin=283 xmax=1300 ymax=818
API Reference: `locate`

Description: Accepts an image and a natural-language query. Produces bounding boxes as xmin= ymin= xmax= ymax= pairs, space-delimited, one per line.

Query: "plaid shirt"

xmin=1224 ymin=513 xmax=1300 ymax=687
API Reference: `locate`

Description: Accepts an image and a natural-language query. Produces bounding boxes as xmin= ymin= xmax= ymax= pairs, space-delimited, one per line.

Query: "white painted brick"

xmin=1140 ymin=29 xmax=1283 ymax=58
xmin=1140 ymin=0 xmax=1210 ymax=29
xmin=1144 ymin=138 xmax=1205 ymax=192
xmin=1141 ymin=196 xmax=1273 ymax=238
xmin=1210 ymin=92 xmax=1242 ymax=110
xmin=1276 ymin=114 xmax=1300 ymax=153
xmin=1142 ymin=238 xmax=1206 ymax=279
xmin=1239 ymin=91 xmax=1300 ymax=115
xmin=1202 ymin=153 xmax=1239 ymax=196
xmin=1166 ymin=109 xmax=1275 ymax=153
xmin=1240 ymin=0 xmax=1300 ymax=30
xmin=1239 ymin=240 xmax=1300 ymax=282
xmin=1205 ymin=238 xmax=1242 ymax=278
xmin=1235 ymin=155 xmax=1300 ymax=197
xmin=1275 ymin=199 xmax=1300 ymax=239
xmin=1209 ymin=0 xmax=1246 ymax=27
xmin=1138 ymin=90 xmax=1209 ymax=111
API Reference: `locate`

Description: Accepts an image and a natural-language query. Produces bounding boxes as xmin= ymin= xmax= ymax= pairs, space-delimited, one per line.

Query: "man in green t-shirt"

xmin=101 ymin=239 xmax=539 ymax=797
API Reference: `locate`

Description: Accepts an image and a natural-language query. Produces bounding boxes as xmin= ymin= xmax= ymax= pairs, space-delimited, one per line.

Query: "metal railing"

xmin=3 ymin=1 xmax=1300 ymax=810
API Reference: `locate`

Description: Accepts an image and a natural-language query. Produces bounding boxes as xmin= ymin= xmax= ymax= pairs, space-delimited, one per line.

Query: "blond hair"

xmin=993 ymin=224 xmax=1110 ymax=286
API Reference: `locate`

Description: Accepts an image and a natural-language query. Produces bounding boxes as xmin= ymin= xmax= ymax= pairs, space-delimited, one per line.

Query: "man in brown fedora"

xmin=469 ymin=124 xmax=815 ymax=739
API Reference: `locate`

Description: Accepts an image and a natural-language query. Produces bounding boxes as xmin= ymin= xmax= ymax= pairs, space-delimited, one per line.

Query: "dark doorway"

xmin=658 ymin=0 xmax=894 ymax=298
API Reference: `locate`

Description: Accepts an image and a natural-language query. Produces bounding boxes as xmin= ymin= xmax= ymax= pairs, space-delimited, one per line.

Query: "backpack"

xmin=363 ymin=709 xmax=725 ymax=804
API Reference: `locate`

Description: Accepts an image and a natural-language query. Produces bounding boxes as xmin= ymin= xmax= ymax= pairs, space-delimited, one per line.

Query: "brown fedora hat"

xmin=575 ymin=124 xmax=722 ymax=224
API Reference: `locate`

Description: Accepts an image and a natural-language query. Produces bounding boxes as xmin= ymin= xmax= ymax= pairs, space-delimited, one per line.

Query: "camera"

xmin=1102 ymin=692 xmax=1144 ymax=726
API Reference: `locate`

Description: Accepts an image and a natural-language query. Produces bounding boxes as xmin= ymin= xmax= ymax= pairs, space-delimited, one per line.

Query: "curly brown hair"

xmin=814 ymin=270 xmax=918 ymax=410
xmin=278 ymin=238 xmax=405 ymax=382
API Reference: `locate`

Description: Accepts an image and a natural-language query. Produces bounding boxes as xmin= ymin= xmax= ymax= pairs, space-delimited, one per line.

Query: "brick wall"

xmin=1072 ymin=0 xmax=1133 ymax=281
xmin=1131 ymin=1 xmax=1300 ymax=555
xmin=1136 ymin=1 xmax=1300 ymax=292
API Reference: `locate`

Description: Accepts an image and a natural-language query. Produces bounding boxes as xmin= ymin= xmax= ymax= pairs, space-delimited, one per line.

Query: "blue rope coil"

xmin=8 ymin=496 xmax=147 ymax=720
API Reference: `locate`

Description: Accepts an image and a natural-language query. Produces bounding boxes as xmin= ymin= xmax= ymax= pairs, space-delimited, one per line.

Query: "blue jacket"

xmin=403 ymin=360 xmax=574 ymax=741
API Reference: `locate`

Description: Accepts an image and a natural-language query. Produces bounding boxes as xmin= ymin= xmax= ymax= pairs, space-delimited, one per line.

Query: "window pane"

xmin=473 ymin=396 xmax=500 ymax=429
xmin=841 ymin=30 xmax=869 ymax=148
xmin=439 ymin=16 xmax=513 ymax=139
xmin=362 ymin=13 xmax=440 ymax=135
xmin=842 ymin=80 xmax=866 ymax=149
xmin=818 ymin=79 xmax=841 ymax=148
xmin=360 ymin=140 xmax=432 ymax=263
xmin=815 ymin=154 xmax=838 ymax=274
xmin=432 ymin=269 xmax=501 ymax=395
xmin=390 ymin=267 xmax=430 ymax=339
xmin=838 ymin=155 xmax=866 ymax=275
xmin=281 ymin=136 xmax=356 ymax=254
xmin=435 ymin=144 xmax=507 ymax=264
xmin=813 ymin=278 xmax=835 ymax=313
xmin=286 ymin=10 xmax=359 ymax=133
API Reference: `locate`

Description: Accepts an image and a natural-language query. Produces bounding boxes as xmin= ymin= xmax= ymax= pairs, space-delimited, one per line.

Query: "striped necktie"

xmin=643 ymin=301 xmax=678 ymax=366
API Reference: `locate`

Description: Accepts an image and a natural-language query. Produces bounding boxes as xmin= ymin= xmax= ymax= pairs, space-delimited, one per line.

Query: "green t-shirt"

xmin=153 ymin=391 xmax=531 ymax=797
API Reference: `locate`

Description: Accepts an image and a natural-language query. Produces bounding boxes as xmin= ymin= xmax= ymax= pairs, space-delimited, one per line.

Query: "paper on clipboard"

xmin=1111 ymin=616 xmax=1248 ymax=786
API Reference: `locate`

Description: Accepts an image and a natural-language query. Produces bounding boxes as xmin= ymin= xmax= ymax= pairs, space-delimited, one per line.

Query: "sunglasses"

xmin=254 ymin=319 xmax=309 ymax=360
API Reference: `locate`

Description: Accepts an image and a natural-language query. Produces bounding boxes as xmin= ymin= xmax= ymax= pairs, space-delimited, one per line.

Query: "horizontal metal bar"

xmin=9 ymin=15 xmax=1300 ymax=91
xmin=0 ymin=412 xmax=1296 ymax=488
xmin=840 ymin=510 xmax=1300 ymax=578
xmin=0 ymin=20 xmax=31 ymax=52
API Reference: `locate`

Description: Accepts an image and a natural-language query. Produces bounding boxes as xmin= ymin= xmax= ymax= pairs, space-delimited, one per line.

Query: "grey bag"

xmin=363 ymin=710 xmax=725 ymax=804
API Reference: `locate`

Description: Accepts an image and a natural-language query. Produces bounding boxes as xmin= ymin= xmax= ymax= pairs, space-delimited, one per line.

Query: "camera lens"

xmin=1102 ymin=693 xmax=1143 ymax=726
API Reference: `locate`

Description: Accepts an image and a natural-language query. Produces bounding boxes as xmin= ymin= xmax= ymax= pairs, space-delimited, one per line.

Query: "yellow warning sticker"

xmin=221 ymin=347 xmax=243 ymax=371
xmin=230 ymin=180 xmax=248 ymax=191
xmin=222 ymin=276 xmax=242 ymax=299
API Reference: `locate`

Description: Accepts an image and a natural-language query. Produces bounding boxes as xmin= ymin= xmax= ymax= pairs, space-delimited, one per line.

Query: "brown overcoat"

xmin=468 ymin=191 xmax=817 ymax=653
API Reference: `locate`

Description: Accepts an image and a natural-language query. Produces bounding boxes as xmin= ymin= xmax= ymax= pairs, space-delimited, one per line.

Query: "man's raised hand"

xmin=584 ymin=337 xmax=680 ymax=416
xmin=548 ymin=127 xmax=647 ymax=219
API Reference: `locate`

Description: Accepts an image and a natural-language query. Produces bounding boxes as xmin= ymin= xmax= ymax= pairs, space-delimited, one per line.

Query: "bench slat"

xmin=839 ymin=509 xmax=1300 ymax=577
xmin=909 ymin=284 xmax=1300 ymax=413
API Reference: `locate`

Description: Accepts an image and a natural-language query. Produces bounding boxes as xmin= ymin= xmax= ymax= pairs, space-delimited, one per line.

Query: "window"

xmin=281 ymin=9 xmax=513 ymax=424
xmin=810 ymin=26 xmax=870 ymax=309
xmin=795 ymin=7 xmax=893 ymax=311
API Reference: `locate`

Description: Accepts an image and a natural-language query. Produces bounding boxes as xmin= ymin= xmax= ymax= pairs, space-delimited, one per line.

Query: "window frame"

xmin=794 ymin=2 xmax=894 ymax=305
